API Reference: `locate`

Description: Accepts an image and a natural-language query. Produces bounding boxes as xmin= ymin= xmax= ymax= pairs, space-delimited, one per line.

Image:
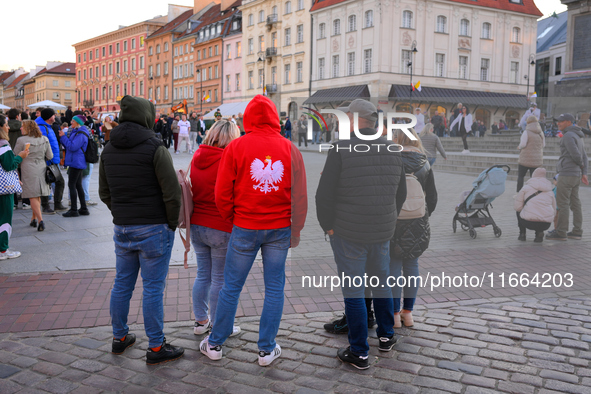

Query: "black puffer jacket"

xmin=391 ymin=150 xmax=438 ymax=260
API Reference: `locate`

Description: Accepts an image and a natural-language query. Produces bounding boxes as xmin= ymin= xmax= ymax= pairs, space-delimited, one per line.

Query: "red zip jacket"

xmin=190 ymin=145 xmax=233 ymax=233
xmin=215 ymin=95 xmax=308 ymax=237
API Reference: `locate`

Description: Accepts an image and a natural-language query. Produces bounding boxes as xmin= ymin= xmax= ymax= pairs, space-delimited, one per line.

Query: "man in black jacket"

xmin=316 ymin=99 xmax=407 ymax=369
xmin=99 ymin=95 xmax=184 ymax=365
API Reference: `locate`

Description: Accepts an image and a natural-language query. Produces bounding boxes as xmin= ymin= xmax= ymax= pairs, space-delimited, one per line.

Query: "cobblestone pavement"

xmin=1 ymin=147 xmax=590 ymax=392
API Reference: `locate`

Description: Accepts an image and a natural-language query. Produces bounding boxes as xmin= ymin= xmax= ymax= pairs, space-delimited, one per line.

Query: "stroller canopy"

xmin=466 ymin=167 xmax=508 ymax=207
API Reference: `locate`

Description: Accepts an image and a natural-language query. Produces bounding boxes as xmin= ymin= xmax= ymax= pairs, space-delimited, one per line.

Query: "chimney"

xmin=194 ymin=0 xmax=220 ymax=14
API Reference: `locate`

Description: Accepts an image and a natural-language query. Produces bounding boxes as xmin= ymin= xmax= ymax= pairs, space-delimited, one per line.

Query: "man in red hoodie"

xmin=200 ymin=95 xmax=307 ymax=367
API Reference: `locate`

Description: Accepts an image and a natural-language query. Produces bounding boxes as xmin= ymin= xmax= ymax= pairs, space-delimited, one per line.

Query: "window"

xmin=203 ymin=49 xmax=206 ymax=58
xmin=156 ymin=86 xmax=160 ymax=100
xmin=53 ymin=80 xmax=58 ymax=87
xmin=258 ymin=69 xmax=264 ymax=87
xmin=89 ymin=51 xmax=92 ymax=60
xmin=109 ymin=45 xmax=113 ymax=55
xmin=84 ymin=69 xmax=87 ymax=80
xmin=123 ymin=60 xmax=128 ymax=73
xmin=459 ymin=56 xmax=468 ymax=79
xmin=510 ymin=61 xmax=519 ymax=83
xmin=209 ymin=46 xmax=212 ymax=57
xmin=365 ymin=11 xmax=374 ymax=28
xmin=226 ymin=75 xmax=231 ymax=92
xmin=96 ymin=49 xmax=99 ymax=58
xmin=102 ymin=65 xmax=106 ymax=76
xmin=333 ymin=19 xmax=340 ymax=35
xmin=347 ymin=52 xmax=355 ymax=76
xmin=482 ymin=22 xmax=491 ymax=39
xmin=174 ymin=47 xmax=178 ymax=56
xmin=236 ymin=42 xmax=241 ymax=57
xmin=186 ymin=44 xmax=189 ymax=54
xmin=102 ymin=47 xmax=106 ymax=56
xmin=116 ymin=62 xmax=120 ymax=73
xmin=124 ymin=41 xmax=127 ymax=51
xmin=248 ymin=38 xmax=254 ymax=54
xmin=150 ymin=46 xmax=154 ymax=56
xmin=132 ymin=39 xmax=136 ymax=49
xmin=66 ymin=93 xmax=71 ymax=100
xmin=480 ymin=58 xmax=490 ymax=81
xmin=217 ymin=25 xmax=221 ymax=35
xmin=271 ymin=66 xmax=277 ymax=84
xmin=65 ymin=81 xmax=71 ymax=87
xmin=227 ymin=44 xmax=232 ymax=59
xmin=140 ymin=37 xmax=144 ymax=47
xmin=89 ymin=68 xmax=93 ymax=79
xmin=297 ymin=0 xmax=304 ymax=10
xmin=259 ymin=10 xmax=265 ymax=23
xmin=156 ymin=63 xmax=160 ymax=76
xmin=95 ymin=66 xmax=99 ymax=78
xmin=174 ymin=88 xmax=178 ymax=99
xmin=248 ymin=70 xmax=254 ymax=89
xmin=284 ymin=64 xmax=291 ymax=83
xmin=215 ymin=45 xmax=218 ymax=56
xmin=164 ymin=42 xmax=168 ymax=52
xmin=149 ymin=65 xmax=154 ymax=77
xmin=248 ymin=14 xmax=254 ymax=26
xmin=116 ymin=43 xmax=120 ymax=53
xmin=131 ymin=82 xmax=135 ymax=96
xmin=233 ymin=20 xmax=239 ymax=30
xmin=318 ymin=23 xmax=325 ymax=39
xmin=197 ymin=50 xmax=201 ymax=60
xmin=402 ymin=11 xmax=413 ymax=28
xmin=555 ymin=56 xmax=562 ymax=75
xmin=318 ymin=58 xmax=325 ymax=79
xmin=236 ymin=73 xmax=241 ymax=90
xmin=285 ymin=28 xmax=291 ymax=45
xmin=436 ymin=54 xmax=445 ymax=77
xmin=180 ymin=46 xmax=183 ymax=56
xmin=109 ymin=86 xmax=112 ymax=99
xmin=132 ymin=58 xmax=136 ymax=71
xmin=215 ymin=65 xmax=219 ymax=79
xmin=364 ymin=49 xmax=372 ymax=73
xmin=83 ymin=53 xmax=86 ymax=62
xmin=271 ymin=32 xmax=277 ymax=48
xmin=156 ymin=44 xmax=160 ymax=54
xmin=297 ymin=25 xmax=303 ymax=43
xmin=332 ymin=55 xmax=339 ymax=78
xmin=296 ymin=61 xmax=303 ymax=82
xmin=436 ymin=16 xmax=447 ymax=33
xmin=164 ymin=86 xmax=168 ymax=100
xmin=460 ymin=19 xmax=470 ymax=36
xmin=208 ymin=67 xmax=211 ymax=80
xmin=512 ymin=27 xmax=521 ymax=43
xmin=109 ymin=63 xmax=113 ymax=75
xmin=285 ymin=1 xmax=291 ymax=14
xmin=348 ymin=15 xmax=356 ymax=32
xmin=259 ymin=35 xmax=265 ymax=52
xmin=140 ymin=56 xmax=144 ymax=69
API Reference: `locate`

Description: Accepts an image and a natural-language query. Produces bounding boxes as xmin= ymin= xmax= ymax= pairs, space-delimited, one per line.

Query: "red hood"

xmin=243 ymin=95 xmax=280 ymax=135
xmin=193 ymin=145 xmax=223 ymax=170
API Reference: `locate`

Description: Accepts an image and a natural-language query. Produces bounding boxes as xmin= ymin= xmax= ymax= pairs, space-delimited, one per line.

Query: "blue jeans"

xmin=82 ymin=163 xmax=94 ymax=201
xmin=313 ymin=131 xmax=322 ymax=144
xmin=110 ymin=224 xmax=174 ymax=348
xmin=390 ymin=256 xmax=419 ymax=312
xmin=427 ymin=157 xmax=436 ymax=167
xmin=191 ymin=224 xmax=231 ymax=324
xmin=329 ymin=234 xmax=394 ymax=357
xmin=209 ymin=225 xmax=290 ymax=352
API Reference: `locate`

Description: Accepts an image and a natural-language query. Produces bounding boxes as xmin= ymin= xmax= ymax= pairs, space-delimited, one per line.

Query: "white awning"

xmin=27 ymin=100 xmax=67 ymax=110
xmin=203 ymin=101 xmax=250 ymax=119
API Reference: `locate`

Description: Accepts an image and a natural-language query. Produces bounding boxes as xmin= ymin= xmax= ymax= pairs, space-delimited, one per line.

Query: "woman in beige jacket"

xmin=514 ymin=167 xmax=556 ymax=242
xmin=517 ymin=116 xmax=545 ymax=192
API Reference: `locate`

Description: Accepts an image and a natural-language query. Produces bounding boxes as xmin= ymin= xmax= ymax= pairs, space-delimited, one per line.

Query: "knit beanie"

xmin=527 ymin=115 xmax=538 ymax=124
xmin=532 ymin=167 xmax=547 ymax=178
xmin=118 ymin=95 xmax=155 ymax=129
xmin=41 ymin=108 xmax=55 ymax=121
xmin=72 ymin=115 xmax=86 ymax=126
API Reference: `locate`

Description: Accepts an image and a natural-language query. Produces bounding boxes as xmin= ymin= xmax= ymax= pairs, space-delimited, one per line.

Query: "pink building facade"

xmin=222 ymin=29 xmax=243 ymax=103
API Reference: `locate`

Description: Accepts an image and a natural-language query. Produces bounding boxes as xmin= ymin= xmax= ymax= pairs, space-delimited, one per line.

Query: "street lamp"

xmin=526 ymin=54 xmax=536 ymax=103
xmin=409 ymin=40 xmax=418 ymax=109
xmin=257 ymin=52 xmax=266 ymax=95
xmin=196 ymin=67 xmax=202 ymax=114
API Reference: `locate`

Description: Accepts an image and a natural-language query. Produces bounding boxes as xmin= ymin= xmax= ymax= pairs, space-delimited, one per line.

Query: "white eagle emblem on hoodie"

xmin=250 ymin=156 xmax=284 ymax=193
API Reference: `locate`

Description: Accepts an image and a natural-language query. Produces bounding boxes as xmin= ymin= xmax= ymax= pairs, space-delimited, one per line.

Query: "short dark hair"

xmin=21 ymin=112 xmax=29 ymax=120
xmin=36 ymin=107 xmax=44 ymax=113
xmin=7 ymin=108 xmax=19 ymax=120
xmin=72 ymin=110 xmax=84 ymax=116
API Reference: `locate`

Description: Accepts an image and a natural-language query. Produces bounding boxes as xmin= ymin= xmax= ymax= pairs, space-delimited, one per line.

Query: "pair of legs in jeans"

xmin=390 ymin=257 xmax=419 ymax=312
xmin=517 ymin=165 xmax=537 ymax=192
xmin=82 ymin=163 xmax=93 ymax=202
xmin=330 ymin=233 xmax=394 ymax=357
xmin=208 ymin=226 xmax=290 ymax=353
xmin=110 ymin=224 xmax=175 ymax=348
xmin=67 ymin=168 xmax=87 ymax=211
xmin=191 ymin=225 xmax=231 ymax=326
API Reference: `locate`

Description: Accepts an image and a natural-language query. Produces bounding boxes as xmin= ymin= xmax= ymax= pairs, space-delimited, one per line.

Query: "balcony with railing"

xmin=266 ymin=47 xmax=278 ymax=58
xmin=266 ymin=14 xmax=279 ymax=27
xmin=266 ymin=84 xmax=278 ymax=94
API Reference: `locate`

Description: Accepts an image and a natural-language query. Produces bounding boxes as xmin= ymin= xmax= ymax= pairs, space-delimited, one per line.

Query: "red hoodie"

xmin=215 ymin=95 xmax=308 ymax=237
xmin=191 ymin=145 xmax=233 ymax=233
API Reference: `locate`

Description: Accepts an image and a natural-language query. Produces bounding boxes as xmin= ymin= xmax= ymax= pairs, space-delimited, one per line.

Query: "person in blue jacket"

xmin=59 ymin=115 xmax=89 ymax=217
xmin=35 ymin=108 xmax=66 ymax=213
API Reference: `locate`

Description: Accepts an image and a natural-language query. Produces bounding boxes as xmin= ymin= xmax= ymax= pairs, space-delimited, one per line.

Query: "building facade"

xmin=33 ymin=63 xmax=76 ymax=110
xmin=222 ymin=16 xmax=243 ymax=103
xmin=3 ymin=73 xmax=28 ymax=110
xmin=308 ymin=0 xmax=542 ymax=127
xmin=241 ymin=0 xmax=312 ymax=117
xmin=73 ymin=17 xmax=167 ymax=112
xmin=0 ymin=72 xmax=15 ymax=106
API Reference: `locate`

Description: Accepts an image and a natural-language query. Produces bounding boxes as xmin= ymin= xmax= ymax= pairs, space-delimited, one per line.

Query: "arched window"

xmin=365 ymin=10 xmax=373 ymax=28
xmin=333 ymin=19 xmax=341 ymax=35
xmin=348 ymin=15 xmax=356 ymax=32
xmin=402 ymin=10 xmax=413 ymax=28
xmin=482 ymin=22 xmax=491 ymax=39
xmin=436 ymin=15 xmax=447 ymax=33
xmin=512 ymin=27 xmax=521 ymax=43
xmin=460 ymin=19 xmax=470 ymax=36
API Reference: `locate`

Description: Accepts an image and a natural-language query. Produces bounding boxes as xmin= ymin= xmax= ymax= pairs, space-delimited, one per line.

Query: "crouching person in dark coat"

xmin=99 ymin=95 xmax=185 ymax=364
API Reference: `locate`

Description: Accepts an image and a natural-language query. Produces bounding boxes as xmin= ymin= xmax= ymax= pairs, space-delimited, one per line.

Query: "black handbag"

xmin=45 ymin=163 xmax=63 ymax=184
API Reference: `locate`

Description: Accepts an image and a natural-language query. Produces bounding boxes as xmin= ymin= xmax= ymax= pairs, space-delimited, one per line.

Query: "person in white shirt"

xmin=177 ymin=114 xmax=191 ymax=154
xmin=414 ymin=107 xmax=425 ymax=134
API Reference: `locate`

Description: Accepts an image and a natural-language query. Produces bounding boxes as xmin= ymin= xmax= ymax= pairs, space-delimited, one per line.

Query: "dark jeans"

xmin=41 ymin=176 xmax=65 ymax=207
xmin=329 ymin=233 xmax=394 ymax=357
xmin=461 ymin=132 xmax=469 ymax=150
xmin=298 ymin=132 xmax=307 ymax=147
xmin=517 ymin=165 xmax=537 ymax=192
xmin=67 ymin=168 xmax=86 ymax=211
xmin=517 ymin=213 xmax=551 ymax=233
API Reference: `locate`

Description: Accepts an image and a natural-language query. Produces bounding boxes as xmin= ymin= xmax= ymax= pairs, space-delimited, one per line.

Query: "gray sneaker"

xmin=546 ymin=230 xmax=567 ymax=241
xmin=567 ymin=232 xmax=582 ymax=240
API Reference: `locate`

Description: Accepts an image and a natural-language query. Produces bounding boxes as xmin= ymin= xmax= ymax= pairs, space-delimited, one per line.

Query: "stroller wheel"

xmin=469 ymin=229 xmax=477 ymax=239
xmin=461 ymin=224 xmax=469 ymax=232
xmin=453 ymin=221 xmax=457 ymax=233
xmin=494 ymin=227 xmax=502 ymax=238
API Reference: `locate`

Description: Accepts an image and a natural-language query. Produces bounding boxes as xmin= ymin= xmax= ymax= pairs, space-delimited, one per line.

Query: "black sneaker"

xmin=337 ymin=346 xmax=369 ymax=370
xmin=146 ymin=338 xmax=184 ymax=365
xmin=367 ymin=309 xmax=376 ymax=329
xmin=78 ymin=208 xmax=90 ymax=216
xmin=42 ymin=206 xmax=55 ymax=215
xmin=534 ymin=232 xmax=544 ymax=243
xmin=567 ymin=232 xmax=582 ymax=240
xmin=62 ymin=210 xmax=80 ymax=217
xmin=112 ymin=333 xmax=136 ymax=354
xmin=324 ymin=314 xmax=348 ymax=334
xmin=54 ymin=203 xmax=68 ymax=211
xmin=378 ymin=335 xmax=399 ymax=352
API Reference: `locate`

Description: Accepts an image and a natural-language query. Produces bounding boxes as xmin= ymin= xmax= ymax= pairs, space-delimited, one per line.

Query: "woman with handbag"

xmin=14 ymin=121 xmax=53 ymax=231
xmin=0 ymin=115 xmax=29 ymax=259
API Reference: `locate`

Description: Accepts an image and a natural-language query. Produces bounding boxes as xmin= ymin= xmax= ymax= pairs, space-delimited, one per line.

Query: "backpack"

xmin=398 ymin=173 xmax=426 ymax=220
xmin=75 ymin=130 xmax=100 ymax=163
xmin=176 ymin=164 xmax=194 ymax=268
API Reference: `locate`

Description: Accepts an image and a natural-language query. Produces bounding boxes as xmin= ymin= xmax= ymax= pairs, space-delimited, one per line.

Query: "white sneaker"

xmin=176 ymin=150 xmax=180 ymax=155
xmin=461 ymin=149 xmax=470 ymax=154
xmin=229 ymin=326 xmax=241 ymax=337
xmin=200 ymin=336 xmax=222 ymax=360
xmin=258 ymin=344 xmax=281 ymax=366
xmin=22 ymin=203 xmax=31 ymax=210
xmin=194 ymin=320 xmax=212 ymax=335
xmin=86 ymin=200 xmax=98 ymax=206
xmin=0 ymin=250 xmax=21 ymax=260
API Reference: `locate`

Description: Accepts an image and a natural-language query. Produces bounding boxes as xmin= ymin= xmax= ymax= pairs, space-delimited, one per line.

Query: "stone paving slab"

xmin=1 ymin=293 xmax=591 ymax=393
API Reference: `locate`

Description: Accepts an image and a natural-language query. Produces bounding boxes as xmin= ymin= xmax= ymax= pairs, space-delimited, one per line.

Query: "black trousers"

xmin=298 ymin=132 xmax=307 ymax=147
xmin=41 ymin=173 xmax=65 ymax=207
xmin=517 ymin=213 xmax=551 ymax=233
xmin=460 ymin=132 xmax=469 ymax=150
xmin=67 ymin=168 xmax=86 ymax=211
xmin=517 ymin=165 xmax=537 ymax=192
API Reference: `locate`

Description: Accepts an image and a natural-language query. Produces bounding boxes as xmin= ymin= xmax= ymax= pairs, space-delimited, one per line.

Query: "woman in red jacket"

xmin=190 ymin=120 xmax=240 ymax=336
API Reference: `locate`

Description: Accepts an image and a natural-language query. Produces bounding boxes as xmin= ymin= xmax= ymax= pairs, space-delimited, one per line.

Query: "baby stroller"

xmin=453 ymin=165 xmax=510 ymax=239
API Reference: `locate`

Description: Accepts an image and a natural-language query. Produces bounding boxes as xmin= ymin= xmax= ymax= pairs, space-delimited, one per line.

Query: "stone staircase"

xmin=433 ymin=135 xmax=589 ymax=183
